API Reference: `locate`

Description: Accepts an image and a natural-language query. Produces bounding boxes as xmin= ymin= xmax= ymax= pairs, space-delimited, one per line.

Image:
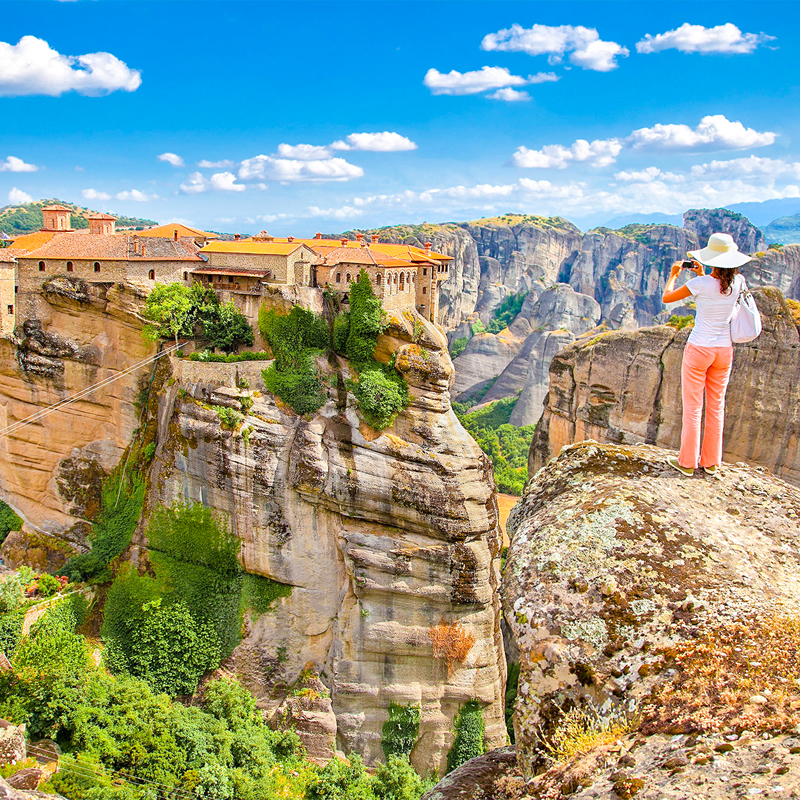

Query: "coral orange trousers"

xmin=679 ymin=343 xmax=734 ymax=469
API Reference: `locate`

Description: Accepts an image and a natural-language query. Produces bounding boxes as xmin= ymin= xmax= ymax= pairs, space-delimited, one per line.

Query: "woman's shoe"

xmin=702 ymin=465 xmax=719 ymax=477
xmin=666 ymin=455 xmax=694 ymax=477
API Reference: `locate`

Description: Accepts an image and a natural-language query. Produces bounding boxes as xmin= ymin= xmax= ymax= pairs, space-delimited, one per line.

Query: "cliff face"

xmin=531 ymin=287 xmax=800 ymax=486
xmin=141 ymin=314 xmax=507 ymax=775
xmin=504 ymin=441 xmax=800 ymax=781
xmin=0 ymin=279 xmax=152 ymax=562
xmin=684 ymin=207 xmax=767 ymax=253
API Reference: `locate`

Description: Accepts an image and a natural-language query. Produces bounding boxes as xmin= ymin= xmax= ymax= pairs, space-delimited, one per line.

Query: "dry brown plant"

xmin=640 ymin=615 xmax=800 ymax=735
xmin=428 ymin=619 xmax=476 ymax=676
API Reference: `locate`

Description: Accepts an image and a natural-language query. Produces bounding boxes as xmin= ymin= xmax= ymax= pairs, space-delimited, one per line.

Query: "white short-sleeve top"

xmin=685 ymin=273 xmax=745 ymax=347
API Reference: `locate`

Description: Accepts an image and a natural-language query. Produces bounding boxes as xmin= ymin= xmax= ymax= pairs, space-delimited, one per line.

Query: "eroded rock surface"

xmin=684 ymin=207 xmax=767 ymax=254
xmin=504 ymin=440 xmax=800 ymax=777
xmin=146 ymin=312 xmax=507 ymax=775
xmin=531 ymin=287 xmax=800 ymax=486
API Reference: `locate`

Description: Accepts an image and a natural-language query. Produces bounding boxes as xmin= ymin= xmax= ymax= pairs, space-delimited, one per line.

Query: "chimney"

xmin=234 ymin=233 xmax=241 ymax=241
xmin=173 ymin=229 xmax=178 ymax=241
xmin=287 ymin=235 xmax=294 ymax=242
xmin=424 ymin=242 xmax=432 ymax=253
xmin=371 ymin=234 xmax=379 ymax=244
xmin=340 ymin=238 xmax=348 ymax=246
xmin=315 ymin=232 xmax=322 ymax=240
xmin=356 ymin=233 xmax=364 ymax=243
xmin=141 ymin=243 xmax=146 ymax=257
xmin=133 ymin=235 xmax=139 ymax=255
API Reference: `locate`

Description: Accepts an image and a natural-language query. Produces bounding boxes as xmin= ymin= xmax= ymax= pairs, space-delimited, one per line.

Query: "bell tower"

xmin=40 ymin=205 xmax=73 ymax=232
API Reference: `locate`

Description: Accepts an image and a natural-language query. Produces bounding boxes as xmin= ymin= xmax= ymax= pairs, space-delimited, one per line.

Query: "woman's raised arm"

xmin=662 ymin=261 xmax=702 ymax=304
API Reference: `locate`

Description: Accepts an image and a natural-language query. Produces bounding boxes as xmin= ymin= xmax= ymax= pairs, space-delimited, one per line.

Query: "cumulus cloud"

xmin=81 ymin=188 xmax=111 ymax=200
xmin=330 ymin=132 xmax=418 ymax=152
xmin=488 ymin=87 xmax=531 ymax=102
xmin=481 ymin=24 xmax=629 ymax=71
xmin=276 ymin=143 xmax=334 ymax=160
xmin=0 ymin=156 xmax=39 ymax=173
xmin=179 ymin=172 xmax=206 ymax=195
xmin=613 ymin=167 xmax=682 ymax=183
xmin=688 ymin=155 xmax=800 ymax=179
xmin=157 ymin=152 xmax=184 ymax=167
xmin=636 ymin=23 xmax=775 ymax=55
xmin=628 ymin=114 xmax=776 ymax=151
xmin=209 ymin=172 xmax=245 ymax=192
xmin=7 ymin=187 xmax=32 ymax=204
xmin=307 ymin=205 xmax=364 ymax=220
xmin=198 ymin=159 xmax=235 ymax=169
xmin=238 ymin=155 xmax=363 ymax=182
xmin=513 ymin=138 xmax=623 ymax=168
xmin=423 ymin=66 xmax=530 ymax=96
xmin=115 ymin=189 xmax=158 ymax=202
xmin=0 ymin=35 xmax=141 ymax=97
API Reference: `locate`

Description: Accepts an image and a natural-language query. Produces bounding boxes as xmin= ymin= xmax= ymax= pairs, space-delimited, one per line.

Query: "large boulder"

xmin=504 ymin=440 xmax=800 ymax=777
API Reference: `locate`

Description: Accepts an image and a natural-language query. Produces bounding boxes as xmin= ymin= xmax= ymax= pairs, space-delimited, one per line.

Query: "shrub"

xmin=350 ymin=367 xmax=409 ymax=429
xmin=0 ymin=501 xmax=22 ymax=546
xmin=373 ymin=755 xmax=435 ymax=800
xmin=346 ymin=271 xmax=386 ymax=367
xmin=214 ymin=405 xmax=244 ymax=430
xmin=0 ymin=608 xmax=25 ymax=657
xmin=446 ymin=700 xmax=485 ymax=773
xmin=486 ymin=292 xmax=527 ymax=334
xmin=786 ymin=298 xmax=800 ymax=327
xmin=333 ymin=313 xmax=350 ymax=354
xmin=666 ymin=314 xmax=695 ymax=330
xmin=203 ymin=300 xmax=255 ymax=354
xmin=381 ymin=703 xmax=420 ymax=761
xmin=449 ymin=337 xmax=468 ymax=359
xmin=189 ymin=350 xmax=272 ymax=363
xmin=37 ymin=573 xmax=60 ymax=597
xmin=428 ymin=620 xmax=475 ymax=677
xmin=263 ymin=352 xmax=327 ymax=415
xmin=305 ymin=753 xmax=375 ymax=800
xmin=505 ymin=661 xmax=520 ymax=742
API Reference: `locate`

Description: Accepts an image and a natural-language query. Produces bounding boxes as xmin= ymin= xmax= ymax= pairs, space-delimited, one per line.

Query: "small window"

xmin=66 ymin=261 xmax=74 ymax=272
xmin=423 ymin=268 xmax=427 ymax=276
xmin=148 ymin=269 xmax=155 ymax=280
xmin=94 ymin=262 xmax=100 ymax=273
xmin=336 ymin=273 xmax=341 ymax=283
xmin=346 ymin=273 xmax=351 ymax=283
xmin=38 ymin=261 xmax=45 ymax=272
xmin=228 ymin=276 xmax=234 ymax=284
xmin=422 ymin=287 xmax=427 ymax=295
xmin=6 ymin=305 xmax=13 ymax=315
xmin=376 ymin=274 xmax=382 ymax=285
xmin=183 ymin=272 xmax=188 ymax=281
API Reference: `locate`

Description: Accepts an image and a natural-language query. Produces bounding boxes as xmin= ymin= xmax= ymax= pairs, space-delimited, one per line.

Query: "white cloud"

xmin=488 ymin=87 xmax=530 ymax=102
xmin=81 ymin=188 xmax=111 ymax=200
xmin=330 ymin=132 xmax=418 ymax=152
xmin=7 ymin=188 xmax=32 ymax=204
xmin=0 ymin=156 xmax=39 ymax=173
xmin=481 ymin=24 xmax=629 ymax=72
xmin=215 ymin=217 xmax=236 ymax=225
xmin=209 ymin=172 xmax=245 ymax=192
xmin=513 ymin=138 xmax=623 ymax=168
xmin=238 ymin=155 xmax=363 ymax=182
xmin=689 ymin=155 xmax=800 ymax=179
xmin=276 ymin=143 xmax=334 ymax=160
xmin=256 ymin=213 xmax=288 ymax=223
xmin=115 ymin=189 xmax=158 ymax=202
xmin=179 ymin=172 xmax=206 ymax=195
xmin=423 ymin=66 xmax=530 ymax=96
xmin=307 ymin=205 xmax=364 ymax=220
xmin=198 ymin=159 xmax=235 ymax=169
xmin=636 ymin=23 xmax=774 ymax=55
xmin=157 ymin=152 xmax=184 ymax=167
xmin=628 ymin=114 xmax=776 ymax=151
xmin=0 ymin=35 xmax=141 ymax=97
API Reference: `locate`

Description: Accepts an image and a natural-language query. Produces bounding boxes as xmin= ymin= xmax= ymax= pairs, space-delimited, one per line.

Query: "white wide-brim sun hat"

xmin=688 ymin=232 xmax=752 ymax=269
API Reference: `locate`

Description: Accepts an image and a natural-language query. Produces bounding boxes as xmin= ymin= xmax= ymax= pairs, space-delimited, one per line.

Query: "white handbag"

xmin=728 ymin=278 xmax=762 ymax=343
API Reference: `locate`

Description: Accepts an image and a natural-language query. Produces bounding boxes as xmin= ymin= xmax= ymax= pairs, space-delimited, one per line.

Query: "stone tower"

xmin=40 ymin=205 xmax=72 ymax=232
xmin=88 ymin=213 xmax=116 ymax=236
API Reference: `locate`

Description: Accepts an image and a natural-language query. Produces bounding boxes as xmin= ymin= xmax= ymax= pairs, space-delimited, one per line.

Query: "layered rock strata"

xmin=531 ymin=287 xmax=800 ymax=486
xmin=145 ymin=313 xmax=507 ymax=775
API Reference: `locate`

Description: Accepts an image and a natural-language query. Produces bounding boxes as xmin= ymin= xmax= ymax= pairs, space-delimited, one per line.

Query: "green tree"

xmin=306 ymin=754 xmax=375 ymax=800
xmin=203 ymin=301 xmax=255 ymax=353
xmin=346 ymin=271 xmax=385 ymax=366
xmin=142 ymin=283 xmax=195 ymax=344
xmin=446 ymin=700 xmax=485 ymax=774
xmin=373 ymin=756 xmax=435 ymax=800
xmin=0 ymin=501 xmax=22 ymax=546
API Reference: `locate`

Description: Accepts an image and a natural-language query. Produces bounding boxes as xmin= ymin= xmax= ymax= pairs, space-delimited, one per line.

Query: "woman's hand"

xmin=690 ymin=261 xmax=704 ymax=276
xmin=669 ymin=261 xmax=682 ymax=278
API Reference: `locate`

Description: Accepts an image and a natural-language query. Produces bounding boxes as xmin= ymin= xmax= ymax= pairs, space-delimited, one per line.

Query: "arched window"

xmin=38 ymin=261 xmax=45 ymax=272
xmin=399 ymin=272 xmax=405 ymax=290
xmin=376 ymin=273 xmax=382 ymax=285
xmin=346 ymin=273 xmax=351 ymax=283
xmin=422 ymin=286 xmax=427 ymax=295
xmin=94 ymin=262 xmax=100 ymax=273
xmin=183 ymin=272 xmax=188 ymax=281
xmin=336 ymin=273 xmax=341 ymax=283
xmin=148 ymin=269 xmax=155 ymax=280
xmin=66 ymin=261 xmax=74 ymax=272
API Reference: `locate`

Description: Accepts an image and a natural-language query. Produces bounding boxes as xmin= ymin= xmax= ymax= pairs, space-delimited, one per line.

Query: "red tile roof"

xmin=0 ymin=249 xmax=16 ymax=263
xmin=10 ymin=232 xmax=203 ymax=262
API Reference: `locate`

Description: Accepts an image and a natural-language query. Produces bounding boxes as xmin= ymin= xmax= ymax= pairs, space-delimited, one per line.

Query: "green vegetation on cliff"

xmin=382 ymin=703 xmax=420 ymax=761
xmin=454 ymin=396 xmax=535 ymax=495
xmin=446 ymin=700 xmax=485 ymax=773
xmin=486 ymin=292 xmax=527 ymax=334
xmin=0 ymin=500 xmax=22 ymax=546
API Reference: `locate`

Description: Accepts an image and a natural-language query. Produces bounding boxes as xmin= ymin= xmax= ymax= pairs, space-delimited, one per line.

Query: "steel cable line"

xmin=0 ymin=342 xmax=184 ymax=441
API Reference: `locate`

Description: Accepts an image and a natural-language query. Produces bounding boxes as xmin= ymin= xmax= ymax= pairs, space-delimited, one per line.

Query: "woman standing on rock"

xmin=661 ymin=232 xmax=751 ymax=477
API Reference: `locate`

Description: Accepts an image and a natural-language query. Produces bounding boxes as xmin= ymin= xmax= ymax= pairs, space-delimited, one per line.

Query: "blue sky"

xmin=2 ymin=0 xmax=799 ymax=233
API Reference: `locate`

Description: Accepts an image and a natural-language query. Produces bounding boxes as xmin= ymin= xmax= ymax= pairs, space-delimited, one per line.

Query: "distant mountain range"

xmin=0 ymin=199 xmax=157 ymax=236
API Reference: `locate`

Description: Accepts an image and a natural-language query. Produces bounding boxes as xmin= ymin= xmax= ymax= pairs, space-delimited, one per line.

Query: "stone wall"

xmin=0 ymin=265 xmax=14 ymax=337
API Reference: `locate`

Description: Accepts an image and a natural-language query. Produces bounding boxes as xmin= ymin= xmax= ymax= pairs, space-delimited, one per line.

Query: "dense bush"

xmin=449 ymin=337 xmax=468 ymax=359
xmin=189 ymin=349 xmax=272 ymax=363
xmin=333 ymin=313 xmax=350 ymax=354
xmin=455 ymin=396 xmax=535 ymax=495
xmin=345 ymin=272 xmax=386 ymax=366
xmin=306 ymin=753 xmax=375 ymax=800
xmin=203 ymin=300 xmax=255 ymax=353
xmin=37 ymin=573 xmax=61 ymax=597
xmin=666 ymin=314 xmax=695 ymax=330
xmin=374 ymin=756 xmax=436 ymax=800
xmin=350 ymin=367 xmax=410 ymax=430
xmin=486 ymin=292 xmax=527 ymax=334
xmin=60 ymin=472 xmax=145 ymax=583
xmin=0 ymin=501 xmax=22 ymax=546
xmin=381 ymin=703 xmax=420 ymax=761
xmin=260 ymin=305 xmax=329 ymax=415
xmin=446 ymin=700 xmax=485 ymax=774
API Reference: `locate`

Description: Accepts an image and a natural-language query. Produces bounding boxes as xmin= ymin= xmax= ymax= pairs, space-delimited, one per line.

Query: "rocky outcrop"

xmin=744 ymin=243 xmax=800 ymax=300
xmin=504 ymin=440 xmax=800 ymax=778
xmin=0 ymin=283 xmax=153 ymax=543
xmin=684 ymin=207 xmax=767 ymax=254
xmin=531 ymin=287 xmax=800 ymax=486
xmin=145 ymin=311 xmax=506 ymax=776
xmin=0 ymin=776 xmax=61 ymax=799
